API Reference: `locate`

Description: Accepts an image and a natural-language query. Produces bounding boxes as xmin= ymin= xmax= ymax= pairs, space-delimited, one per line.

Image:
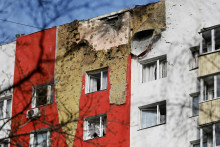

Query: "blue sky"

xmin=0 ymin=0 xmax=159 ymax=44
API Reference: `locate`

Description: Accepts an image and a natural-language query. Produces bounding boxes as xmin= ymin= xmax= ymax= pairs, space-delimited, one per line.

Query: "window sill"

xmin=141 ymin=77 xmax=167 ymax=84
xmin=85 ymin=89 xmax=107 ymax=95
xmin=189 ymin=115 xmax=198 ymax=118
xmin=137 ymin=123 xmax=166 ymax=131
xmin=200 ymin=49 xmax=220 ymax=57
xmin=34 ymin=102 xmax=53 ymax=108
xmin=199 ymin=97 xmax=220 ymax=104
xmin=83 ymin=135 xmax=106 ymax=141
xmin=189 ymin=67 xmax=198 ymax=71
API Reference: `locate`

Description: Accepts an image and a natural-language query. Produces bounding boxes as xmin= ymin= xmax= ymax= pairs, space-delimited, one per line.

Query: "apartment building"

xmin=1 ymin=0 xmax=220 ymax=147
xmin=131 ymin=0 xmax=220 ymax=147
xmin=0 ymin=42 xmax=15 ymax=146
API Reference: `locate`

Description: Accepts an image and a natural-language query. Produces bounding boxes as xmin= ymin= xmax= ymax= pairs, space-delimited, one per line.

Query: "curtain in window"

xmin=90 ymin=77 xmax=97 ymax=92
xmin=102 ymin=71 xmax=108 ymax=90
xmin=6 ymin=99 xmax=11 ymax=118
xmin=143 ymin=62 xmax=156 ymax=82
xmin=34 ymin=132 xmax=47 ymax=147
xmin=141 ymin=108 xmax=157 ymax=128
xmin=159 ymin=60 xmax=167 ymax=78
xmin=0 ymin=101 xmax=3 ymax=119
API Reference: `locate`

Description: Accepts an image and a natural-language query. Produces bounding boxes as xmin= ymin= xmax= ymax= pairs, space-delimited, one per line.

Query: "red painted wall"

xmin=11 ymin=28 xmax=67 ymax=146
xmin=73 ymin=56 xmax=131 ymax=147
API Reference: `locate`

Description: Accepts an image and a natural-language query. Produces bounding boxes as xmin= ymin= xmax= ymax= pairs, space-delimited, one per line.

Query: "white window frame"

xmin=0 ymin=139 xmax=9 ymax=147
xmin=139 ymin=101 xmax=166 ymax=129
xmin=85 ymin=68 xmax=108 ymax=94
xmin=32 ymin=83 xmax=53 ymax=108
xmin=199 ymin=74 xmax=220 ymax=103
xmin=141 ymin=55 xmax=167 ymax=83
xmin=0 ymin=96 xmax=12 ymax=119
xmin=29 ymin=130 xmax=51 ymax=147
xmin=200 ymin=123 xmax=220 ymax=147
xmin=83 ymin=113 xmax=107 ymax=141
xmin=200 ymin=27 xmax=220 ymax=55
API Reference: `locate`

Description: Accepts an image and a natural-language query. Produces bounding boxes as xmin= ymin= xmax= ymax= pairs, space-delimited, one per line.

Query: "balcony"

xmin=199 ymin=26 xmax=220 ymax=77
xmin=199 ymin=98 xmax=220 ymax=125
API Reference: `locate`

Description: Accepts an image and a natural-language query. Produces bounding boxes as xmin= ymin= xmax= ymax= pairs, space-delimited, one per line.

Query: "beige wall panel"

xmin=211 ymin=98 xmax=220 ymax=122
xmin=199 ymin=101 xmax=212 ymax=125
xmin=199 ymin=52 xmax=220 ymax=77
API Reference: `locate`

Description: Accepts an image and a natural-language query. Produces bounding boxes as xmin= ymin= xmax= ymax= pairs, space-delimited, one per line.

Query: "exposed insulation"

xmin=56 ymin=20 xmax=130 ymax=146
xmin=55 ymin=1 xmax=166 ymax=146
xmin=131 ymin=1 xmax=166 ymax=34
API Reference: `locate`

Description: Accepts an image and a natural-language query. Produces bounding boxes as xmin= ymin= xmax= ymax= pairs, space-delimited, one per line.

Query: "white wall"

xmin=0 ymin=41 xmax=16 ymax=139
xmin=130 ymin=0 xmax=220 ymax=146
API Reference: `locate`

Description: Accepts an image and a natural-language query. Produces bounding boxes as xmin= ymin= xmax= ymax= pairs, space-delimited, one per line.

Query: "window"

xmin=200 ymin=74 xmax=220 ymax=102
xmin=85 ymin=68 xmax=108 ymax=93
xmin=0 ymin=140 xmax=9 ymax=147
xmin=190 ymin=46 xmax=199 ymax=70
xmin=30 ymin=131 xmax=51 ymax=147
xmin=83 ymin=113 xmax=107 ymax=140
xmin=200 ymin=27 xmax=220 ymax=54
xmin=32 ymin=83 xmax=53 ymax=108
xmin=0 ymin=97 xmax=12 ymax=119
xmin=142 ymin=56 xmax=167 ymax=83
xmin=139 ymin=101 xmax=166 ymax=129
xmin=190 ymin=93 xmax=199 ymax=116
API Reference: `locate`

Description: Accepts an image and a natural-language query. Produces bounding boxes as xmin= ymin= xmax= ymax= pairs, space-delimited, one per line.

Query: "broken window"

xmin=30 ymin=131 xmax=51 ymax=147
xmin=83 ymin=114 xmax=107 ymax=140
xmin=86 ymin=68 xmax=108 ymax=93
xmin=0 ymin=97 xmax=12 ymax=119
xmin=140 ymin=101 xmax=166 ymax=129
xmin=32 ymin=83 xmax=53 ymax=108
xmin=142 ymin=56 xmax=167 ymax=83
xmin=200 ymin=27 xmax=220 ymax=54
xmin=190 ymin=46 xmax=199 ymax=70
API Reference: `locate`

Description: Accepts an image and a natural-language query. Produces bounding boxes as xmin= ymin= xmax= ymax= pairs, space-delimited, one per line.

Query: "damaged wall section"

xmin=131 ymin=1 xmax=166 ymax=57
xmin=55 ymin=12 xmax=130 ymax=146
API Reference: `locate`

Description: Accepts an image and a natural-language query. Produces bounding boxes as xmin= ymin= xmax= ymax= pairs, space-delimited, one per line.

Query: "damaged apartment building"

xmin=1 ymin=0 xmax=220 ymax=146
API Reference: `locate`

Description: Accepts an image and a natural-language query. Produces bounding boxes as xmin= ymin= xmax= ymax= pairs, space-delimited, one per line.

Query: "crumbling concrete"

xmin=55 ymin=1 xmax=166 ymax=146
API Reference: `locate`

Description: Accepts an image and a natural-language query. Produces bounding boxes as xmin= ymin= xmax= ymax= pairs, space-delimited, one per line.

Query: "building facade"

xmin=1 ymin=0 xmax=220 ymax=146
xmin=131 ymin=0 xmax=220 ymax=147
xmin=0 ymin=41 xmax=16 ymax=146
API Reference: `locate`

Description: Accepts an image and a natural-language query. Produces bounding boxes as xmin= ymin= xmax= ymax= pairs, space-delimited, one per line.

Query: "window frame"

xmin=200 ymin=74 xmax=220 ymax=103
xmin=189 ymin=46 xmax=199 ymax=70
xmin=139 ymin=101 xmax=166 ymax=130
xmin=32 ymin=82 xmax=54 ymax=108
xmin=141 ymin=55 xmax=167 ymax=83
xmin=85 ymin=68 xmax=108 ymax=94
xmin=29 ymin=129 xmax=52 ymax=147
xmin=200 ymin=27 xmax=220 ymax=55
xmin=83 ymin=113 xmax=107 ymax=141
xmin=190 ymin=92 xmax=200 ymax=117
xmin=0 ymin=95 xmax=12 ymax=120
xmin=190 ymin=139 xmax=208 ymax=147
xmin=0 ymin=139 xmax=10 ymax=147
